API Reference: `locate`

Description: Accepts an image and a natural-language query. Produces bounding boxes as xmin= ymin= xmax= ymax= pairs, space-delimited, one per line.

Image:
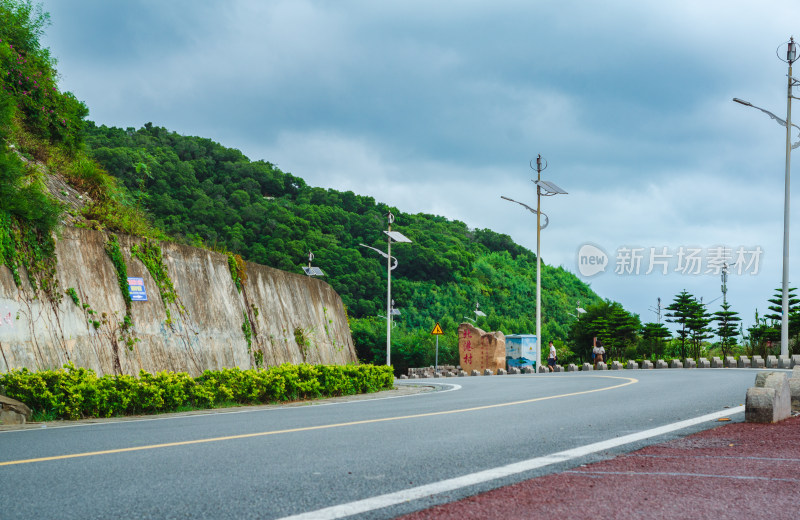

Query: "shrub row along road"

xmin=0 ymin=370 xmax=754 ymax=519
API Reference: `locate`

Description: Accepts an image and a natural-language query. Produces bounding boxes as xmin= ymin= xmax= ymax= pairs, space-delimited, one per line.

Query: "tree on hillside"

xmin=713 ymin=301 xmax=741 ymax=358
xmin=665 ymin=290 xmax=696 ymax=358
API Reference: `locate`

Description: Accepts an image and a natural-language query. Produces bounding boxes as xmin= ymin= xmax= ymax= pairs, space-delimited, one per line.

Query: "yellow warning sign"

xmin=431 ymin=322 xmax=444 ymax=335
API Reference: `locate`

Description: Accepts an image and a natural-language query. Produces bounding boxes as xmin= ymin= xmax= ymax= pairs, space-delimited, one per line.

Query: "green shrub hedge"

xmin=0 ymin=362 xmax=394 ymax=420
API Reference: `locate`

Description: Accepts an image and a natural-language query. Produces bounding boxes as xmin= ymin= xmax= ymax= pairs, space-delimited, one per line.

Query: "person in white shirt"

xmin=547 ymin=341 xmax=557 ymax=372
xmin=593 ymin=340 xmax=605 ymax=368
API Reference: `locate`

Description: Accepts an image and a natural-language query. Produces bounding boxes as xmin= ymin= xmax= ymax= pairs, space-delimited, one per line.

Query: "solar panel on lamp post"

xmin=502 ymin=154 xmax=566 ymax=372
xmin=733 ymin=38 xmax=798 ymax=357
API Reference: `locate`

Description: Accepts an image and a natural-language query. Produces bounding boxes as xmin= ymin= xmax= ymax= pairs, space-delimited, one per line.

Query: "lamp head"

xmin=789 ymin=37 xmax=797 ymax=64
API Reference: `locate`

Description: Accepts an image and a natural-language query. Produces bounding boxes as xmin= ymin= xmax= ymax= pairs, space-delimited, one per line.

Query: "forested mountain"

xmin=83 ymin=123 xmax=602 ymax=370
xmin=1 ymin=0 xmax=603 ymax=374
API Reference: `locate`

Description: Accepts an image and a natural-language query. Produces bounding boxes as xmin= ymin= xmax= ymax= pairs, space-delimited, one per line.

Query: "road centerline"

xmin=0 ymin=375 xmax=636 ymax=466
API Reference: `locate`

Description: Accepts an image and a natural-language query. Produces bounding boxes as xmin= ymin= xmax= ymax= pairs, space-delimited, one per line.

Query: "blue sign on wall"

xmin=127 ymin=277 xmax=148 ymax=301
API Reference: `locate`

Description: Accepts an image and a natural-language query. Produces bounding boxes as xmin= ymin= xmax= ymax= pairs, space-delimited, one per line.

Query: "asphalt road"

xmin=0 ymin=369 xmax=756 ymax=519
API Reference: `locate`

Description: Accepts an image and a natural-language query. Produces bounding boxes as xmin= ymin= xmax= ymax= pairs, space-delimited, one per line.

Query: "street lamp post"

xmin=502 ymin=154 xmax=566 ymax=371
xmin=733 ymin=37 xmax=798 ymax=357
xmin=359 ymin=212 xmax=412 ymax=366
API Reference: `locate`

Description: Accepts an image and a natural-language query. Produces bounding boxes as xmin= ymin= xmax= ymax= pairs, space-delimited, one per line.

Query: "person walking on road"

xmin=547 ymin=341 xmax=557 ymax=372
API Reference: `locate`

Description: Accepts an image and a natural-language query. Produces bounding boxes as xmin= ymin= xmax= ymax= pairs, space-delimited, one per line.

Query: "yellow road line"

xmin=1 ymin=375 xmax=637 ymax=467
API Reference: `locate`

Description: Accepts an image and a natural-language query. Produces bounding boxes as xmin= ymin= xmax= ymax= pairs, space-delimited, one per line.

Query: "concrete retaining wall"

xmin=0 ymin=227 xmax=357 ymax=376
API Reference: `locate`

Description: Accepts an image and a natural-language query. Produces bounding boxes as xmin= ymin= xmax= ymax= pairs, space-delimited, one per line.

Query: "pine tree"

xmin=665 ymin=290 xmax=695 ymax=358
xmin=713 ymin=301 xmax=741 ymax=358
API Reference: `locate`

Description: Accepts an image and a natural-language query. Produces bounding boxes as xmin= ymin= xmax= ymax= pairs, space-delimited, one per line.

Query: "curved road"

xmin=0 ymin=369 xmax=755 ymax=519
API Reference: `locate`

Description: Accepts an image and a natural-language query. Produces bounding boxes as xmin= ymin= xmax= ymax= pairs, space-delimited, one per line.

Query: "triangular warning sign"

xmin=431 ymin=322 xmax=444 ymax=335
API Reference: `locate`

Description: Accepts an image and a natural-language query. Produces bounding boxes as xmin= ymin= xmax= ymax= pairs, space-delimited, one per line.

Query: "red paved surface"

xmin=401 ymin=415 xmax=800 ymax=520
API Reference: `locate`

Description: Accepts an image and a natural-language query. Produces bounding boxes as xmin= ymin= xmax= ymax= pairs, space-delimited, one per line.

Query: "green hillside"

xmin=1 ymin=0 xmax=606 ymax=375
xmin=82 ymin=122 xmax=603 ymax=372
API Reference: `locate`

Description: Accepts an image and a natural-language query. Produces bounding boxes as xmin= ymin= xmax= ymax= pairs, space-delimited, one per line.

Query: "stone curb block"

xmin=458 ymin=370 xmax=468 ymax=377
xmin=568 ymin=364 xmax=578 ymax=372
xmin=790 ymin=367 xmax=800 ymax=412
xmin=684 ymin=358 xmax=696 ymax=368
xmin=497 ymin=369 xmax=507 ymax=375
xmin=0 ymin=395 xmax=32 ymax=425
xmin=746 ymin=372 xmax=791 ymax=423
xmin=611 ymin=361 xmax=624 ymax=370
xmin=582 ymin=363 xmax=593 ymax=371
xmin=711 ymin=357 xmax=723 ymax=368
xmin=471 ymin=370 xmax=480 ymax=376
xmin=626 ymin=360 xmax=639 ymax=370
xmin=738 ymin=356 xmax=751 ymax=369
xmin=641 ymin=360 xmax=654 ymax=369
xmin=595 ymin=362 xmax=608 ymax=371
xmin=724 ymin=356 xmax=737 ymax=368
xmin=655 ymin=360 xmax=668 ymax=369
xmin=508 ymin=367 xmax=521 ymax=375
xmin=766 ymin=355 xmax=778 ymax=368
xmin=778 ymin=356 xmax=792 ymax=369
xmin=751 ymin=356 xmax=765 ymax=368
xmin=698 ymin=358 xmax=710 ymax=368
xmin=670 ymin=359 xmax=683 ymax=369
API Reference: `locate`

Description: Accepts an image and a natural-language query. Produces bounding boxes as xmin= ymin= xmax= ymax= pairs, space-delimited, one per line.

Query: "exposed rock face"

xmin=457 ymin=323 xmax=505 ymax=374
xmin=0 ymin=227 xmax=357 ymax=376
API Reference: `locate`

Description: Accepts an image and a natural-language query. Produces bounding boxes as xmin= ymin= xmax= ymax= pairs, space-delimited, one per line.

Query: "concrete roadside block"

xmin=596 ymin=362 xmax=608 ymax=370
xmin=508 ymin=367 xmax=521 ymax=375
xmin=626 ymin=360 xmax=639 ymax=369
xmin=766 ymin=355 xmax=778 ymax=368
xmin=778 ymin=356 xmax=792 ymax=369
xmin=582 ymin=363 xmax=593 ymax=371
xmin=790 ymin=367 xmax=800 ymax=411
xmin=711 ymin=357 xmax=723 ymax=368
xmin=458 ymin=370 xmax=468 ymax=377
xmin=497 ymin=369 xmax=507 ymax=375
xmin=0 ymin=395 xmax=32 ymax=425
xmin=483 ymin=369 xmax=493 ymax=376
xmin=725 ymin=357 xmax=737 ymax=368
xmin=746 ymin=372 xmax=791 ymax=423
xmin=538 ymin=365 xmax=548 ymax=373
xmin=792 ymin=355 xmax=800 ymax=368
xmin=471 ymin=370 xmax=480 ymax=376
xmin=670 ymin=359 xmax=683 ymax=369
xmin=738 ymin=356 xmax=751 ymax=368
xmin=655 ymin=360 xmax=668 ymax=369
xmin=568 ymin=364 xmax=578 ymax=372
xmin=698 ymin=358 xmax=710 ymax=368
xmin=641 ymin=360 xmax=653 ymax=369
xmin=399 ymin=374 xmax=408 ymax=379
xmin=751 ymin=356 xmax=765 ymax=368
xmin=523 ymin=366 xmax=535 ymax=374
xmin=684 ymin=358 xmax=696 ymax=368
xmin=611 ymin=361 xmax=623 ymax=370
xmin=554 ymin=365 xmax=564 ymax=372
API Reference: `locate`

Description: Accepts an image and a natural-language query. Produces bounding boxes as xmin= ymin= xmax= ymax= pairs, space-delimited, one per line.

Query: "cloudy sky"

xmin=39 ymin=0 xmax=800 ymax=332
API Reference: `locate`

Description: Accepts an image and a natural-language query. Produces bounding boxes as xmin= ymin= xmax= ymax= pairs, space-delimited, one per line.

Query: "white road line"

xmin=276 ymin=406 xmax=745 ymax=520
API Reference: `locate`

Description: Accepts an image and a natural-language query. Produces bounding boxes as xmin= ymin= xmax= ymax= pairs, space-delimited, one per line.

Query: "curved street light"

xmin=358 ymin=212 xmax=412 ymax=366
xmin=733 ymin=37 xmax=798 ymax=357
xmin=501 ymin=154 xmax=567 ymax=371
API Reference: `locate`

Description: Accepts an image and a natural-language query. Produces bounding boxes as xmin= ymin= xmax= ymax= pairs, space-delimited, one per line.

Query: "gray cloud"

xmin=39 ymin=0 xmax=800 ymax=329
